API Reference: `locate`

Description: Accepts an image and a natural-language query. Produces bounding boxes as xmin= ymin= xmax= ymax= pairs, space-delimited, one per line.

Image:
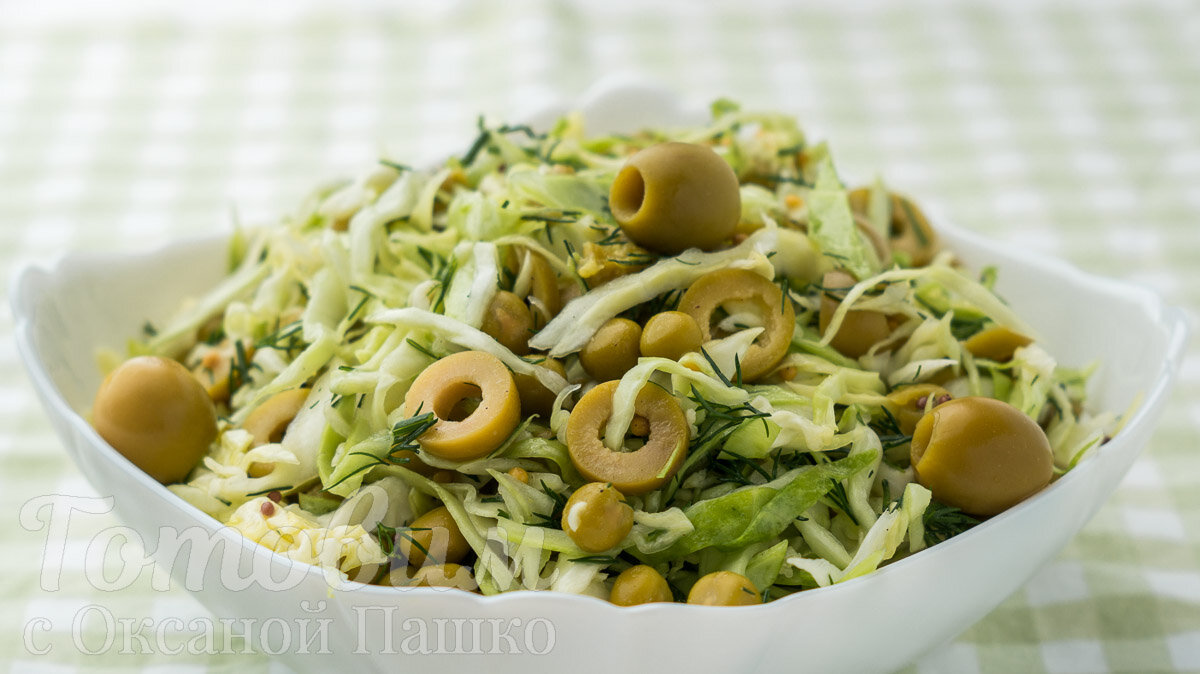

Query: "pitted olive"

xmin=92 ymin=356 xmax=218 ymax=484
xmin=910 ymin=396 xmax=1053 ymax=517
xmin=609 ymin=142 xmax=741 ymax=255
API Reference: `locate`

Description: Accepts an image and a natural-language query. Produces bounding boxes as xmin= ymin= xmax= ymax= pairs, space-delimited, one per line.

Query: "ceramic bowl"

xmin=11 ymin=81 xmax=1189 ymax=673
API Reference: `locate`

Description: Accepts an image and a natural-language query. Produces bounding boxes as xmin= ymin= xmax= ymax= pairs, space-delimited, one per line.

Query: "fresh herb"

xmin=389 ymin=410 xmax=438 ymax=460
xmin=379 ymin=159 xmax=412 ymax=173
xmin=405 ymin=338 xmax=438 ymax=360
xmin=246 ymin=486 xmax=292 ymax=498
xmin=530 ymin=480 xmax=568 ymax=528
xmin=255 ymin=322 xmax=303 ymax=355
xmin=823 ymin=481 xmax=860 ymax=526
xmin=376 ymin=522 xmax=436 ymax=564
xmin=461 ymin=116 xmax=490 ymax=165
xmin=569 ymin=555 xmax=618 ymax=565
xmin=923 ymin=501 xmax=980 ymax=546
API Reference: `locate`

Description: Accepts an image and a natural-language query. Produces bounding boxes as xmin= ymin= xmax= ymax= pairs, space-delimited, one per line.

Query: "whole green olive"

xmin=92 ymin=356 xmax=218 ymax=484
xmin=687 ymin=571 xmax=761 ymax=606
xmin=561 ymin=482 xmax=634 ymax=553
xmin=910 ymin=396 xmax=1053 ymax=517
xmin=609 ymin=142 xmax=741 ymax=255
xmin=964 ymin=325 xmax=1033 ymax=363
xmin=640 ymin=311 xmax=703 ymax=361
xmin=566 ymin=380 xmax=689 ymax=494
xmin=579 ymin=318 xmax=642 ymax=382
xmin=398 ymin=505 xmax=472 ymax=567
xmin=609 ymin=565 xmax=673 ymax=606
xmin=481 ymin=290 xmax=533 ymax=356
xmin=818 ymin=269 xmax=893 ymax=359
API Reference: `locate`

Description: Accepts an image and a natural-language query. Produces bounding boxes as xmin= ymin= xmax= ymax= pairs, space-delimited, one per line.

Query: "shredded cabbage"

xmin=114 ymin=100 xmax=1121 ymax=604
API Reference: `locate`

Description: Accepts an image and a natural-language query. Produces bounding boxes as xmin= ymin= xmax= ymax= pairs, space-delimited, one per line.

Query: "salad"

xmin=89 ymin=100 xmax=1124 ymax=605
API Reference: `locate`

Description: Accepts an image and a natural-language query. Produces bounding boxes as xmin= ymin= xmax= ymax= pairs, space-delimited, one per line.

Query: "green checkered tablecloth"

xmin=2 ymin=1 xmax=1197 ymax=671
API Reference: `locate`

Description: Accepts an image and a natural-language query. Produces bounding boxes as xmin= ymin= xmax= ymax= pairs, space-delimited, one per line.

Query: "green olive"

xmin=92 ymin=356 xmax=218 ymax=484
xmin=242 ymin=388 xmax=310 ymax=447
xmin=609 ymin=142 xmax=741 ymax=255
xmin=579 ymin=318 xmax=642 ymax=382
xmin=639 ymin=311 xmax=703 ymax=361
xmin=687 ymin=571 xmax=761 ymax=606
xmin=609 ymin=565 xmax=673 ymax=606
xmin=525 ymin=250 xmax=561 ymax=329
xmin=398 ymin=506 xmax=472 ymax=567
xmin=911 ymin=397 xmax=1053 ymax=517
xmin=410 ymin=563 xmax=478 ymax=592
xmin=679 ymin=268 xmax=795 ymax=381
xmin=884 ymin=384 xmax=953 ymax=436
xmin=403 ymin=351 xmax=521 ymax=461
xmin=481 ymin=290 xmax=533 ymax=355
xmin=566 ymin=380 xmax=689 ymax=494
xmin=188 ymin=339 xmax=255 ymax=403
xmin=853 ymin=213 xmax=892 ymax=267
xmin=818 ymin=269 xmax=893 ymax=359
xmin=964 ymin=325 xmax=1033 ymax=362
xmin=512 ymin=357 xmax=567 ymax=418
xmin=848 ymin=188 xmax=940 ymax=267
xmin=561 ymin=482 xmax=634 ymax=553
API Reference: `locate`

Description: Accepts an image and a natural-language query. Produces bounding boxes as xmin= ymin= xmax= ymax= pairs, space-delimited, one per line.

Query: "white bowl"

xmin=11 ymin=81 xmax=1190 ymax=673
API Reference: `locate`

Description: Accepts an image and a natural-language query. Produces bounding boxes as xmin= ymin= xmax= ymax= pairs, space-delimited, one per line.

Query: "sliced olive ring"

xmin=964 ymin=325 xmax=1033 ymax=363
xmin=503 ymin=247 xmax=562 ymax=331
xmin=848 ymin=188 xmax=940 ymax=267
xmin=679 ymin=268 xmax=796 ymax=382
xmin=403 ymin=351 xmax=520 ymax=460
xmin=565 ymin=380 xmax=688 ymax=494
xmin=243 ymin=388 xmax=311 ymax=447
xmin=883 ymin=384 xmax=952 ymax=436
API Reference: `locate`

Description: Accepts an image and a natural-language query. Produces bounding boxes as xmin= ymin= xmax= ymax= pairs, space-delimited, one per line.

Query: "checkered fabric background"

xmin=1 ymin=0 xmax=1197 ymax=671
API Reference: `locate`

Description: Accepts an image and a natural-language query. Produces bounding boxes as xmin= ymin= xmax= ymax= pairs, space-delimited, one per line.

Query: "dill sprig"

xmin=529 ymin=480 xmax=568 ymax=528
xmin=405 ymin=338 xmax=438 ymax=360
xmin=870 ymin=406 xmax=912 ymax=452
xmin=663 ymin=386 xmax=769 ymax=504
xmin=823 ymin=481 xmax=860 ymax=526
xmin=569 ymin=555 xmax=618 ymax=565
xmin=379 ymin=159 xmax=412 ymax=173
xmin=255 ymin=321 xmax=303 ymax=354
xmin=923 ymin=501 xmax=980 ymax=546
xmin=375 ymin=522 xmax=436 ymax=564
xmin=389 ymin=410 xmax=438 ymax=460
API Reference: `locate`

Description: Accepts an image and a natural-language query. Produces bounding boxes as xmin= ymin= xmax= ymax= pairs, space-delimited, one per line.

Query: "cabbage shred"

xmin=136 ymin=100 xmax=1120 ymax=600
